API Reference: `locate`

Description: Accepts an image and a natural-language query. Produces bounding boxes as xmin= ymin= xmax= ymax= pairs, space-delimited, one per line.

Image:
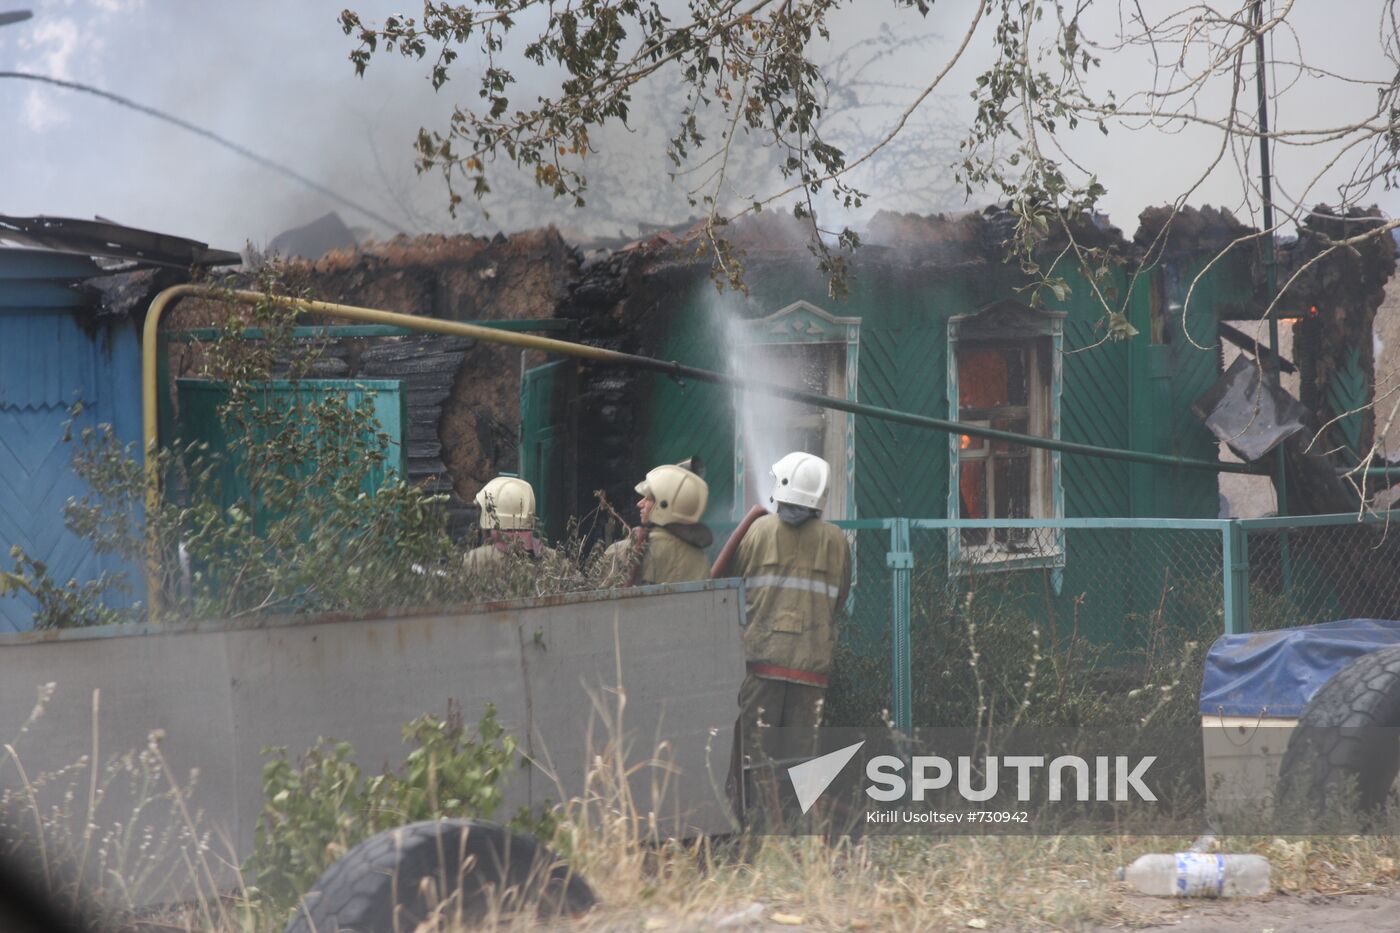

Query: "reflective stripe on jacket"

xmin=732 ymin=513 xmax=850 ymax=682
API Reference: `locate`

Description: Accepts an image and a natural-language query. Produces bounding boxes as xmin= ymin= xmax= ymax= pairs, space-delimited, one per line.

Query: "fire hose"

xmin=710 ymin=504 xmax=768 ymax=579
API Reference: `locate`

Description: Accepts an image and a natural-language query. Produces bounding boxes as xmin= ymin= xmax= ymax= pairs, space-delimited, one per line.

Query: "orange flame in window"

xmin=960 ymin=435 xmax=973 ymax=449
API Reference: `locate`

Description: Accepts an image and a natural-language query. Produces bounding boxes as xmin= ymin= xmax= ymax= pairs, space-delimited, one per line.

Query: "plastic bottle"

xmin=1123 ymin=853 xmax=1271 ymax=897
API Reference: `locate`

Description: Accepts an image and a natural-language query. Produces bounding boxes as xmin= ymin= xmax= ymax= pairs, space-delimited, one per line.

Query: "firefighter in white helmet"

xmin=728 ymin=452 xmax=850 ymax=766
xmin=464 ymin=476 xmax=553 ymax=573
xmin=604 ymin=460 xmax=713 ymax=585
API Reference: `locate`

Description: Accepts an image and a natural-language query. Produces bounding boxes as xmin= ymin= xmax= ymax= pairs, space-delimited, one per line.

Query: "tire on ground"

xmin=283 ymin=819 xmax=596 ymax=933
xmin=1276 ymin=642 xmax=1400 ymax=817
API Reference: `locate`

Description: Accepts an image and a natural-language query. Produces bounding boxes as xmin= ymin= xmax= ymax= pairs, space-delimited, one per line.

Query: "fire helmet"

xmin=635 ymin=463 xmax=709 ymax=525
xmin=769 ymin=452 xmax=830 ymax=510
xmin=475 ymin=476 xmax=536 ymax=531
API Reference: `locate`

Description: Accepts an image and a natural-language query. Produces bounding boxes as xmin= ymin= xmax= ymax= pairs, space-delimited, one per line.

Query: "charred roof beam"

xmin=1217 ymin=321 xmax=1298 ymax=374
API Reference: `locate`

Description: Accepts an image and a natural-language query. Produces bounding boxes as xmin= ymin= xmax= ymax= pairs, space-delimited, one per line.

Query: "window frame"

xmin=946 ymin=301 xmax=1066 ymax=573
xmin=732 ymin=300 xmax=860 ymax=523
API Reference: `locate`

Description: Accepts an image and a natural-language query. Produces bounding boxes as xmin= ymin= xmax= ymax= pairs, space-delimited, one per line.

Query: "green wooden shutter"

xmin=176 ymin=379 xmax=407 ymax=526
xmin=520 ymin=360 xmax=575 ymax=541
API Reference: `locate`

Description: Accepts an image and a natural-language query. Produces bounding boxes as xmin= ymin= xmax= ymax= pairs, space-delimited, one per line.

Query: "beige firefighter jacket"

xmin=464 ymin=534 xmax=555 ymax=575
xmin=603 ymin=526 xmax=710 ymax=586
xmin=731 ymin=513 xmax=851 ymax=685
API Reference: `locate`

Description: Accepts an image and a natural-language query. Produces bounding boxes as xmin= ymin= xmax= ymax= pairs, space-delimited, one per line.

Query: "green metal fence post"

xmin=887 ymin=517 xmax=913 ymax=733
xmin=1222 ymin=520 xmax=1251 ymax=635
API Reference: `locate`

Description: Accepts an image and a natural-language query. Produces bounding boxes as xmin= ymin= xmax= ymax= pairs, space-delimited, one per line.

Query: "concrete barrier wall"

xmin=0 ymin=581 xmax=745 ymax=899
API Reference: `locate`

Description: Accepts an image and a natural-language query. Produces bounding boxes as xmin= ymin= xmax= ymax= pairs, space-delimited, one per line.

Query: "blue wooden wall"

xmin=0 ymin=249 xmax=144 ymax=631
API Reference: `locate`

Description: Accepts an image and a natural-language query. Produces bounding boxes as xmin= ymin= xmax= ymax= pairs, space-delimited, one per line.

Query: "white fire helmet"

xmin=770 ymin=452 xmax=830 ymax=510
xmin=475 ymin=476 xmax=536 ymax=531
xmin=636 ymin=464 xmax=709 ymax=525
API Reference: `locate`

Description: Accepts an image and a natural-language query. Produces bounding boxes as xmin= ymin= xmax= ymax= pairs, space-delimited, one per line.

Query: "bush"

xmin=244 ymin=701 xmax=552 ymax=921
xmin=826 ymin=566 xmax=1206 ymax=731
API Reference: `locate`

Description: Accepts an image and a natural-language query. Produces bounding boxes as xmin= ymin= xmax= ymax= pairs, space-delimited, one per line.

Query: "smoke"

xmin=0 ymin=1 xmax=460 ymax=247
xmin=1 ymin=0 xmax=1396 ymax=252
xmin=0 ymin=70 xmax=409 ymax=234
xmin=0 ymin=0 xmax=971 ymax=250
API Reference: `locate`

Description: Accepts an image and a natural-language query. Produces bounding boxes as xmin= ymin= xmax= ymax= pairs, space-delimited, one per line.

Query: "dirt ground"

xmin=1093 ymin=887 xmax=1400 ymax=932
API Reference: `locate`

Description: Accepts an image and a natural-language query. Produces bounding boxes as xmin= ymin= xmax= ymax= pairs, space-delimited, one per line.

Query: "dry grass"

xmin=539 ymin=830 xmax=1400 ymax=932
xmin=10 ymin=761 xmax=1400 ymax=933
xmin=480 ymin=694 xmax=1400 ymax=932
xmin=114 ymin=830 xmax=1400 ymax=932
xmin=4 ymin=686 xmax=1399 ymax=933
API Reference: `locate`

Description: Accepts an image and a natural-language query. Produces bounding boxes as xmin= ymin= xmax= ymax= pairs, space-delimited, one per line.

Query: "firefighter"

xmin=464 ymin=476 xmax=552 ymax=573
xmin=728 ymin=452 xmax=850 ymax=803
xmin=603 ymin=462 xmax=713 ymax=585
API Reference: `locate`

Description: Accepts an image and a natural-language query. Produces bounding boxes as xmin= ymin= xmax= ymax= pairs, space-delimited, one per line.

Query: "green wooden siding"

xmin=1326 ymin=347 xmax=1367 ymax=457
xmin=641 ymin=297 xmax=735 ymax=525
xmin=519 ymin=252 xmax=1242 ymax=649
xmin=1119 ymin=263 xmax=1223 ymax=522
xmin=1061 ymin=314 xmax=1132 ymax=518
xmin=1150 ymin=255 xmax=1229 ymax=518
xmin=176 ymin=379 xmax=407 ymax=524
xmin=634 ymin=260 xmax=1231 ymax=522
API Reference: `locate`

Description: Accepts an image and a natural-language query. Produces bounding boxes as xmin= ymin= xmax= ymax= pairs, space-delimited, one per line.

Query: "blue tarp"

xmin=1200 ymin=619 xmax=1400 ymax=717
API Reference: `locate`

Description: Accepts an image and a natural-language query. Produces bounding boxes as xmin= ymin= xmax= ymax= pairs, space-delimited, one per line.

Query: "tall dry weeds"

xmin=2 ymin=674 xmax=1400 ymax=932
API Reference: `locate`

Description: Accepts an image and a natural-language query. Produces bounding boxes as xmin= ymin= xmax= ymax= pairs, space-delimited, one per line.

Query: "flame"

xmin=1309 ymin=305 xmax=1319 ymax=316
xmin=960 ymin=434 xmax=973 ymax=449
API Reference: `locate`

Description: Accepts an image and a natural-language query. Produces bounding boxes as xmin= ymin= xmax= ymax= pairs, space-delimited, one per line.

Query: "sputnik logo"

xmin=787 ymin=741 xmax=865 ymax=814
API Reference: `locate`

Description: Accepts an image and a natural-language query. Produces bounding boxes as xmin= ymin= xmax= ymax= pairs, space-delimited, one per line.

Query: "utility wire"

xmin=1 ymin=70 xmax=411 ymax=236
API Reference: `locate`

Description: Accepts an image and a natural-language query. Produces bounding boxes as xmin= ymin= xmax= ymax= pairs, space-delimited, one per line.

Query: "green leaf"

xmin=0 ymin=571 xmax=31 ymax=597
xmin=1107 ymin=312 xmax=1140 ymax=340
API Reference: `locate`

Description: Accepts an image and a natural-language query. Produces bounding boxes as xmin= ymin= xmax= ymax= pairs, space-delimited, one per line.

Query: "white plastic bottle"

xmin=1124 ymin=853 xmax=1271 ymax=897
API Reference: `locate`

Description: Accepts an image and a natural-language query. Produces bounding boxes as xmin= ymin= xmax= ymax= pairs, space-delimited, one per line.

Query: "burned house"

xmin=515 ymin=206 xmax=1398 ymax=643
xmin=522 ymin=206 xmax=1400 ymax=524
xmin=162 ymin=229 xmax=579 ymax=538
xmin=158 ymin=204 xmax=1391 ymax=552
xmin=9 ymin=204 xmax=1391 ymax=639
xmin=530 ymin=209 xmax=1244 ymax=531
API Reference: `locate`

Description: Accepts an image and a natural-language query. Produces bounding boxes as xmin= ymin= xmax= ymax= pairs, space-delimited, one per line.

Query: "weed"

xmin=244 ymin=702 xmax=551 ymax=927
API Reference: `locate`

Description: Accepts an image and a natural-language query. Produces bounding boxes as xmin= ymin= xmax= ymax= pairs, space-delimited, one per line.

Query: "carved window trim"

xmin=947 ymin=300 xmax=1065 ymax=574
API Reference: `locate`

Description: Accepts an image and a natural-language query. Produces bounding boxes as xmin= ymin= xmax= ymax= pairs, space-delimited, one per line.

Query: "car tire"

xmin=1276 ymin=643 xmax=1400 ymax=815
xmin=283 ymin=819 xmax=595 ymax=933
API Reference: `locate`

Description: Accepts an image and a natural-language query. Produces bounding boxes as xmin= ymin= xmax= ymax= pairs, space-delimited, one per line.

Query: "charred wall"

xmin=1279 ymin=206 xmax=1397 ymax=459
xmin=557 ymin=209 xmax=1040 ymax=529
xmin=558 ymin=242 xmax=701 ymax=532
xmin=167 ymin=230 xmax=579 ymax=536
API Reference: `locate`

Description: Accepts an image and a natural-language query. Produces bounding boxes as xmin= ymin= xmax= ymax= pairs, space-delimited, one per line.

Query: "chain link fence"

xmin=809 ymin=513 xmax=1400 ymax=730
xmin=1241 ymin=516 xmax=1400 ymax=631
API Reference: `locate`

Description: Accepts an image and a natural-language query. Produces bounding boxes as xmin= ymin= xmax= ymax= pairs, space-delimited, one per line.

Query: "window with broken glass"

xmin=947 ymin=304 xmax=1064 ymax=571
